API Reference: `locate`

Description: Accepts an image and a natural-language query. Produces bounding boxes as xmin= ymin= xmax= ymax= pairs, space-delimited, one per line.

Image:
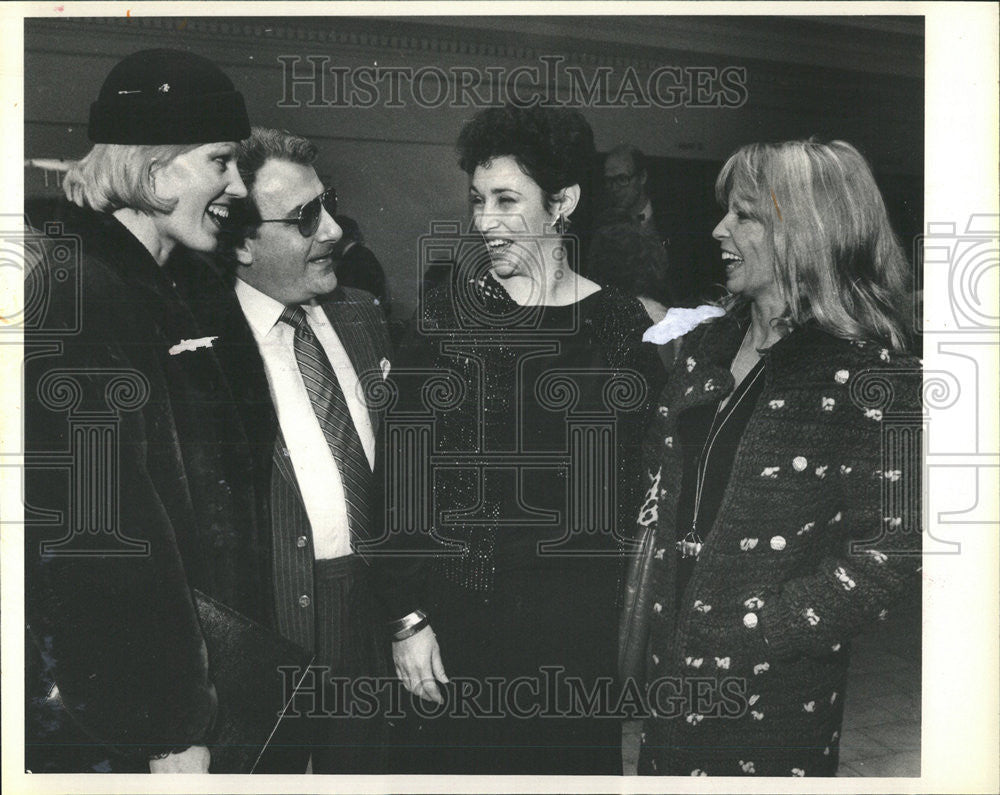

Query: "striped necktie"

xmin=279 ymin=305 xmax=372 ymax=547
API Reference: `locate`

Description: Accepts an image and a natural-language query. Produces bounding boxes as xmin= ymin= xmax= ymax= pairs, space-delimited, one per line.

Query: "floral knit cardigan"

xmin=621 ymin=313 xmax=922 ymax=777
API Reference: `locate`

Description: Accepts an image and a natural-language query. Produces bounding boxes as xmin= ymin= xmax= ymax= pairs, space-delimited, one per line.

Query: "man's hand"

xmin=148 ymin=745 xmax=210 ymax=773
xmin=392 ymin=624 xmax=449 ymax=704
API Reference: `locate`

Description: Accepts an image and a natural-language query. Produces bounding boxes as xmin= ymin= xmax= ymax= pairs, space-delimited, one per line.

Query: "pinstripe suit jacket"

xmin=179 ymin=258 xmax=392 ymax=642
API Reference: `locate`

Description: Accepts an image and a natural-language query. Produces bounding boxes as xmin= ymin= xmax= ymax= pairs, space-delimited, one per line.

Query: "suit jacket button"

xmin=296 ymin=535 xmax=308 ymax=548
xmin=298 ymin=594 xmax=311 ymax=608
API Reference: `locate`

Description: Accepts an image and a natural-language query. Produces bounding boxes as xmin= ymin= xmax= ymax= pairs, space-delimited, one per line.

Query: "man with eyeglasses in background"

xmin=178 ymin=126 xmax=393 ymax=773
xmin=603 ymin=144 xmax=659 ymax=236
xmin=601 ymin=143 xmax=715 ymax=306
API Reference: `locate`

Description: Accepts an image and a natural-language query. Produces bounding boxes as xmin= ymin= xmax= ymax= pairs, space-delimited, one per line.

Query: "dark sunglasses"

xmin=258 ymin=187 xmax=338 ymax=237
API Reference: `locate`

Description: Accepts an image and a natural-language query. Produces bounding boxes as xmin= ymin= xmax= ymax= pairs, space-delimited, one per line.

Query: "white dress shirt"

xmin=637 ymin=198 xmax=654 ymax=228
xmin=235 ymin=278 xmax=375 ymax=559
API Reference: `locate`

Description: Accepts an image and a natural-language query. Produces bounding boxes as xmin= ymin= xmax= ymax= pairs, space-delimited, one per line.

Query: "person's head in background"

xmin=331 ymin=215 xmax=362 ymax=257
xmin=225 ymin=126 xmax=343 ymax=306
xmin=603 ymin=145 xmax=649 ymax=219
xmin=587 ymin=209 xmax=674 ymax=322
xmin=327 ymin=214 xmax=391 ymax=317
xmin=62 ymin=48 xmax=251 ymax=265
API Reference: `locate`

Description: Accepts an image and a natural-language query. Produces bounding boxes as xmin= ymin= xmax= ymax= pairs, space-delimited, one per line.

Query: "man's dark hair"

xmin=236 ymin=126 xmax=318 ymax=224
xmin=217 ymin=127 xmax=320 ymax=264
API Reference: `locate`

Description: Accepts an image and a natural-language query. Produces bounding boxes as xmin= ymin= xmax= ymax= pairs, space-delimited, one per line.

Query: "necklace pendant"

xmin=676 ymin=536 xmax=703 ymax=559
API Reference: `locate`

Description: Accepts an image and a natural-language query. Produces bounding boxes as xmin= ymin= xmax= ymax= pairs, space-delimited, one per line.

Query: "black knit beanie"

xmin=88 ymin=49 xmax=251 ymax=144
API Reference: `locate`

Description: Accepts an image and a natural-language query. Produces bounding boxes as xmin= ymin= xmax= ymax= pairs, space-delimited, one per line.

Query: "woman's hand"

xmin=148 ymin=745 xmax=210 ymax=773
xmin=392 ymin=624 xmax=449 ymax=704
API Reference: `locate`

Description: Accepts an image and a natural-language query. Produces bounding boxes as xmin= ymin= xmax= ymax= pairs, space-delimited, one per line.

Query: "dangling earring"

xmin=550 ymin=214 xmax=567 ymax=235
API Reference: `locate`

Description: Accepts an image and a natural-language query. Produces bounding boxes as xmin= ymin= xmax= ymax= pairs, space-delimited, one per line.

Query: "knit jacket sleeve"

xmin=756 ymin=350 xmax=923 ymax=660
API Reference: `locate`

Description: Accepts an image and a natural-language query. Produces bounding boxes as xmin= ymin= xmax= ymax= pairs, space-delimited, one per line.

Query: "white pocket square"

xmin=169 ymin=336 xmax=218 ymax=355
xmin=380 ymin=357 xmax=391 ymax=379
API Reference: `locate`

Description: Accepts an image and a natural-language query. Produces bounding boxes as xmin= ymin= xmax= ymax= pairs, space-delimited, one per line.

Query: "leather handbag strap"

xmin=618 ymin=521 xmax=658 ymax=687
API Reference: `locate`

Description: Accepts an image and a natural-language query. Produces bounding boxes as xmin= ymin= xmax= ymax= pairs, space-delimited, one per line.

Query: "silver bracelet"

xmin=391 ymin=617 xmax=429 ymax=642
xmin=387 ymin=609 xmax=426 ymax=637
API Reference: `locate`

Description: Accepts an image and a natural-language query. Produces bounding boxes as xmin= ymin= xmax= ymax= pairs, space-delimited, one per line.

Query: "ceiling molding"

xmin=26 ymin=14 xmax=923 ymax=79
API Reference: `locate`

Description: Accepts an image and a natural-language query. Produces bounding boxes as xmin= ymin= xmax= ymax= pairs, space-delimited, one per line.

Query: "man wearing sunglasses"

xmin=189 ymin=126 xmax=393 ymax=773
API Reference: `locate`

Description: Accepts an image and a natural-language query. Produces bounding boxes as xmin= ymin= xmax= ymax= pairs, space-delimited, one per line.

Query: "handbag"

xmin=35 ymin=591 xmax=314 ymax=773
xmin=192 ymin=589 xmax=314 ymax=773
xmin=618 ymin=520 xmax=658 ymax=687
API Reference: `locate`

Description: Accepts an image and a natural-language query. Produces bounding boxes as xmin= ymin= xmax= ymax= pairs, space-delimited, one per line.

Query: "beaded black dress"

xmin=386 ymin=274 xmax=662 ymax=774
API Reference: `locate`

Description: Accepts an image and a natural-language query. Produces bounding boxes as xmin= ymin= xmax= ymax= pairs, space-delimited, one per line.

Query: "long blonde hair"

xmin=715 ymin=139 xmax=913 ymax=350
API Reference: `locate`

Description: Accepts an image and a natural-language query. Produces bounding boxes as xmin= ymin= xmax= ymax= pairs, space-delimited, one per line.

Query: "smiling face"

xmin=468 ymin=155 xmax=563 ymax=280
xmin=150 ymin=142 xmax=246 ymax=253
xmin=236 ymin=158 xmax=343 ymax=305
xmin=712 ymin=192 xmax=783 ymax=306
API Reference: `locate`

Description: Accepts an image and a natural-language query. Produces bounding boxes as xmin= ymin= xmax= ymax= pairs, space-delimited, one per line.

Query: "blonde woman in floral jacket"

xmin=621 ymin=139 xmax=922 ymax=777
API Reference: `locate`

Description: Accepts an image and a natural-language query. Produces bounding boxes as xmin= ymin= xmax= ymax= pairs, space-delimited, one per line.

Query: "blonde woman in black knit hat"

xmin=25 ymin=49 xmax=255 ymax=773
xmin=622 ymin=139 xmax=921 ymax=776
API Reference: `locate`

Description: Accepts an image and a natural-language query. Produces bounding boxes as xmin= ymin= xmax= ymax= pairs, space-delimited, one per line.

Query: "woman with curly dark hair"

xmin=377 ymin=105 xmax=662 ymax=774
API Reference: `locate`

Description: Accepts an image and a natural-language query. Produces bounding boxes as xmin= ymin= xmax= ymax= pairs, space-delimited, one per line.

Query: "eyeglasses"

xmin=604 ymin=173 xmax=636 ymax=189
xmin=257 ymin=187 xmax=338 ymax=237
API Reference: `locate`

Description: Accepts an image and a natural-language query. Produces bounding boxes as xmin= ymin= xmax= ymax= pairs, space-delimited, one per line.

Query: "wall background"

xmin=24 ymin=14 xmax=924 ymax=320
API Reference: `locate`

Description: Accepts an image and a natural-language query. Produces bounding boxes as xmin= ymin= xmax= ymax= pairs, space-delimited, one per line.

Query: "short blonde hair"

xmin=63 ymin=143 xmax=199 ymax=214
xmin=716 ymin=139 xmax=913 ymax=350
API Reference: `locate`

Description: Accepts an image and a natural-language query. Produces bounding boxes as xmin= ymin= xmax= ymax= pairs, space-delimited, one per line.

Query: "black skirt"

xmin=390 ymin=561 xmax=623 ymax=775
